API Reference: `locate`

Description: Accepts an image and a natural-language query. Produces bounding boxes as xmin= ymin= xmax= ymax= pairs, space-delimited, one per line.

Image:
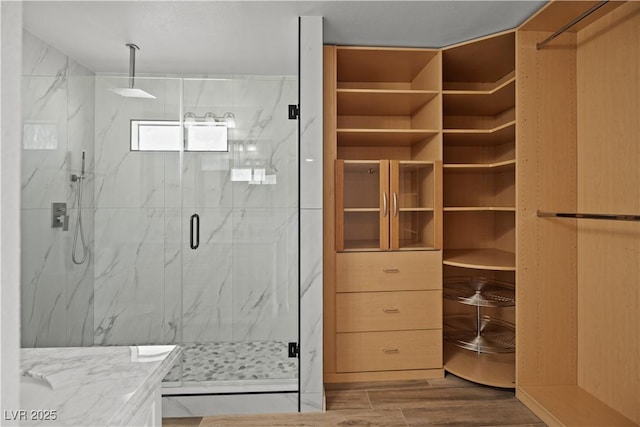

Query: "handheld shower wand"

xmin=71 ymin=150 xmax=88 ymax=265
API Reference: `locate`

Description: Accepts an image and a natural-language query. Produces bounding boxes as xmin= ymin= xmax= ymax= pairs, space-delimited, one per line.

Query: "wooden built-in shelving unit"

xmin=324 ymin=45 xmax=444 ymax=383
xmin=324 ymin=3 xmax=639 ymax=422
xmin=441 ymin=31 xmax=517 ymax=389
xmin=516 ymin=1 xmax=639 ymax=425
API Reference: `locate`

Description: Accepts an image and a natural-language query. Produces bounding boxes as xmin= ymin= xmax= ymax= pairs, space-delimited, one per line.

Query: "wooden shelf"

xmin=444 ymin=120 xmax=515 ymax=134
xmin=444 ymin=207 xmax=515 ymax=212
xmin=444 ymin=342 xmax=515 ymax=388
xmin=443 ymin=248 xmax=515 ymax=271
xmin=444 ymin=160 xmax=515 ymax=171
xmin=342 ymin=240 xmax=381 ymax=252
xmin=443 ymin=78 xmax=515 ymax=116
xmin=344 ymin=208 xmax=380 ymax=212
xmin=443 ymin=32 xmax=515 ymax=85
xmin=399 ymin=208 xmax=434 ymax=212
xmin=443 ymin=121 xmax=515 ymax=146
xmin=338 ymin=90 xmax=439 ymax=116
xmin=337 ymin=129 xmax=439 ymax=147
xmin=517 ymin=385 xmax=637 ymax=427
xmin=337 ymin=47 xmax=439 ymax=85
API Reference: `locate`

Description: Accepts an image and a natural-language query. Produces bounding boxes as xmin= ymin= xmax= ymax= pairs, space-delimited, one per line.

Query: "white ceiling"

xmin=23 ymin=1 xmax=546 ymax=76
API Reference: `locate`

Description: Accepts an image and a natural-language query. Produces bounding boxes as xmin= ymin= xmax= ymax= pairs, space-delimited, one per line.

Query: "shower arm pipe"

xmin=126 ymin=43 xmax=139 ymax=89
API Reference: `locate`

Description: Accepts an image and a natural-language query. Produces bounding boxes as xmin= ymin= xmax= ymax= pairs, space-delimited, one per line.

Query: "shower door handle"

xmin=190 ymin=213 xmax=200 ymax=250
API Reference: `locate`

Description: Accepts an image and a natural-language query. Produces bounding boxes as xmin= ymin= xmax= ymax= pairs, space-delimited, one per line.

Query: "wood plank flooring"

xmin=163 ymin=374 xmax=544 ymax=426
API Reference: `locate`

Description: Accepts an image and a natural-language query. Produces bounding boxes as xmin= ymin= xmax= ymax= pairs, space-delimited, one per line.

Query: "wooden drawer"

xmin=336 ymin=251 xmax=442 ymax=292
xmin=336 ymin=290 xmax=442 ymax=332
xmin=336 ymin=330 xmax=442 ymax=373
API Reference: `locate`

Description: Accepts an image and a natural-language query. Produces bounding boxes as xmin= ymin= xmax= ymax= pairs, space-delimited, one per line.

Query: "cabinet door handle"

xmin=383 ymin=308 xmax=400 ymax=313
xmin=382 ymin=268 xmax=400 ymax=273
xmin=383 ymin=348 xmax=399 ymax=354
xmin=190 ymin=213 xmax=200 ymax=250
xmin=393 ymin=192 xmax=398 ymax=217
xmin=382 ymin=192 xmax=388 ymax=217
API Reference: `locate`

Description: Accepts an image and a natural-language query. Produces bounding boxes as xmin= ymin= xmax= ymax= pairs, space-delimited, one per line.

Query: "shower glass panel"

xmin=92 ymin=76 xmax=185 ymax=389
xmin=21 ymin=72 xmax=299 ymax=394
xmin=173 ymin=76 xmax=299 ymax=391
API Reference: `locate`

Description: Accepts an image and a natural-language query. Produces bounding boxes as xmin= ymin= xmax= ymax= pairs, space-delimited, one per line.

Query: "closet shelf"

xmin=443 ymin=78 xmax=515 ymax=116
xmin=337 ymin=129 xmax=440 ymax=147
xmin=337 ymin=89 xmax=439 ymax=116
xmin=443 ymin=248 xmax=516 ymax=271
xmin=443 ymin=121 xmax=515 ymax=146
xmin=444 ymin=207 xmax=515 ymax=212
xmin=444 ymin=277 xmax=515 ymax=307
xmin=444 ymin=315 xmax=516 ymax=354
xmin=444 ymin=160 xmax=515 ymax=171
xmin=344 ymin=208 xmax=380 ymax=212
xmin=444 ymin=342 xmax=515 ymax=389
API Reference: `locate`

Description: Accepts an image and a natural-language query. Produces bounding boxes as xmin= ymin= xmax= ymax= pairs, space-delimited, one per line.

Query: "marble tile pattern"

xmin=93 ymin=75 xmax=299 ymax=347
xmin=21 ymin=30 xmax=96 ymax=348
xmin=163 ymin=340 xmax=297 ymax=383
xmin=20 ymin=345 xmax=181 ymax=426
xmin=299 ymin=16 xmax=324 ymax=412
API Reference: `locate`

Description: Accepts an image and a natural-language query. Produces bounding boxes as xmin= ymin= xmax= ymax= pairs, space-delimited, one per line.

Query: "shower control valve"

xmin=51 ymin=202 xmax=69 ymax=231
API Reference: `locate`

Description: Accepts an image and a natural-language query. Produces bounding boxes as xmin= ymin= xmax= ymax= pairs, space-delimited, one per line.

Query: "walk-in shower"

xmin=20 ymin=28 xmax=300 ymax=408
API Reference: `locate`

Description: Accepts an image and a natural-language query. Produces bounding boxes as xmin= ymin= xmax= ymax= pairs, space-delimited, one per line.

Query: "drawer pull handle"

xmin=383 ymin=308 xmax=400 ymax=313
xmin=382 ymin=268 xmax=400 ymax=273
xmin=383 ymin=348 xmax=399 ymax=354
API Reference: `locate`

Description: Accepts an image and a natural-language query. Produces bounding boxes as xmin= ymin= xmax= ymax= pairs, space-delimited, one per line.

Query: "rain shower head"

xmin=110 ymin=43 xmax=156 ymax=99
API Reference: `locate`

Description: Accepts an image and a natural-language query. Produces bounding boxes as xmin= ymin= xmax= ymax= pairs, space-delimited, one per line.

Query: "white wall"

xmin=1 ymin=1 xmax=23 ymax=421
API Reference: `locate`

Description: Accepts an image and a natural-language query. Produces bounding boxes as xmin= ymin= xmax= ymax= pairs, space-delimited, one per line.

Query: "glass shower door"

xmin=178 ymin=76 xmax=299 ymax=391
xmin=92 ymin=75 xmax=184 ymax=388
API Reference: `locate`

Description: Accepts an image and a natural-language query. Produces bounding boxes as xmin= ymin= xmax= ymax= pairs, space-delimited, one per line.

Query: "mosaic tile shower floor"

xmin=163 ymin=340 xmax=298 ymax=384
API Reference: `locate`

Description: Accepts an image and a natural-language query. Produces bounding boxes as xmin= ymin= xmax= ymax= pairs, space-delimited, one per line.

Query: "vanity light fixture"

xmin=183 ymin=112 xmax=236 ymax=128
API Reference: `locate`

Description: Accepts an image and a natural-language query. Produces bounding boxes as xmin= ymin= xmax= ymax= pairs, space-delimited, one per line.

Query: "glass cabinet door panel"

xmin=397 ymin=162 xmax=434 ymax=209
xmin=343 ymin=161 xmax=382 ymax=209
xmin=398 ymin=211 xmax=435 ymax=249
xmin=336 ymin=160 xmax=389 ymax=251
xmin=390 ymin=160 xmax=442 ymax=250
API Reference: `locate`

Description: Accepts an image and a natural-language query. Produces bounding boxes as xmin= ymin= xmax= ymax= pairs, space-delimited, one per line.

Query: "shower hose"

xmin=72 ymin=176 xmax=88 ymax=265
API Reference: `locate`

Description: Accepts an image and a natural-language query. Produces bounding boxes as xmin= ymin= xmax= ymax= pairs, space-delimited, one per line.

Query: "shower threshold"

xmin=162 ymin=340 xmax=298 ymax=395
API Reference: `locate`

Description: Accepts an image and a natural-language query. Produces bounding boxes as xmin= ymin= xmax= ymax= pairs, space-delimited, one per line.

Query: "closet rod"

xmin=536 ymin=0 xmax=608 ymax=50
xmin=537 ymin=210 xmax=640 ymax=222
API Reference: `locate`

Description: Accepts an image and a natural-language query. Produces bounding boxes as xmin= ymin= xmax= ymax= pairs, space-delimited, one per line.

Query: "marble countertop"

xmin=19 ymin=345 xmax=181 ymax=426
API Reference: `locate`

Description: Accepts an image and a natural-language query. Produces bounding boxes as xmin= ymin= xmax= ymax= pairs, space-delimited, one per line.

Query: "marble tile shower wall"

xmin=93 ymin=76 xmax=299 ymax=347
xmin=21 ymin=31 xmax=96 ymax=347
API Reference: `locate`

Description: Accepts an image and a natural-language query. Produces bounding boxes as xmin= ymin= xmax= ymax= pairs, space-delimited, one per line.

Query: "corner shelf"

xmin=444 ymin=160 xmax=515 ymax=171
xmin=444 ymin=207 xmax=515 ymax=212
xmin=444 ymin=315 xmax=515 ymax=354
xmin=444 ymin=342 xmax=515 ymax=389
xmin=443 ymin=248 xmax=515 ymax=271
xmin=443 ymin=276 xmax=515 ymax=307
xmin=443 ymin=77 xmax=515 ymax=116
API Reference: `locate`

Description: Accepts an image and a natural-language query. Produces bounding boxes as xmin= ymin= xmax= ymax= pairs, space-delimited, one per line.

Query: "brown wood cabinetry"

xmin=335 ymin=159 xmax=442 ymax=251
xmin=324 ymin=45 xmax=444 ymax=382
xmin=516 ymin=1 xmax=639 ymax=425
xmin=441 ymin=31 xmax=517 ymax=389
xmin=325 ymin=4 xmax=639 ymax=422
